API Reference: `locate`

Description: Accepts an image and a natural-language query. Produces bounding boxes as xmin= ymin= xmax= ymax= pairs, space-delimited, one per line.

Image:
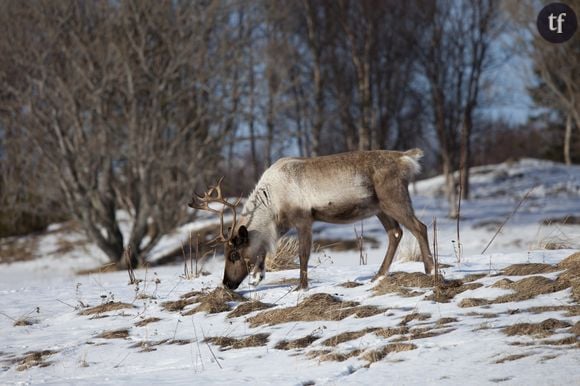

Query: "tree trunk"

xmin=564 ymin=113 xmax=572 ymax=165
xmin=460 ymin=105 xmax=473 ymax=199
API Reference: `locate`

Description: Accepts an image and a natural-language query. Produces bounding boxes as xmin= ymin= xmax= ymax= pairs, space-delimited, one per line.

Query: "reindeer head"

xmin=188 ymin=178 xmax=259 ymax=289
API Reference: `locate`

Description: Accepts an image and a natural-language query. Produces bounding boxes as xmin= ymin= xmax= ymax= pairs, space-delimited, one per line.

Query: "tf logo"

xmin=537 ymin=3 xmax=578 ymax=43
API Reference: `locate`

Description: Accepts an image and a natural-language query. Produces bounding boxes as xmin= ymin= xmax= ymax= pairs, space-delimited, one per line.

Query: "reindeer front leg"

xmin=297 ymin=223 xmax=312 ymax=290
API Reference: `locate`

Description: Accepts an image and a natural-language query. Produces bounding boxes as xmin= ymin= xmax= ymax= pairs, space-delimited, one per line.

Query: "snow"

xmin=1 ymin=158 xmax=579 ymax=385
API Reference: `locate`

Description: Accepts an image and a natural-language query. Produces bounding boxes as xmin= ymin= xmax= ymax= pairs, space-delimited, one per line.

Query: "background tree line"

xmin=0 ymin=0 xmax=578 ymax=267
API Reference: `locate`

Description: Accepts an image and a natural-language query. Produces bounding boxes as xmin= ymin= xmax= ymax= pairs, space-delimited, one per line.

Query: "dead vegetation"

xmin=267 ymin=237 xmax=300 ymax=271
xmin=79 ymin=302 xmax=134 ymax=316
xmin=339 ymin=281 xmax=363 ymax=288
xmin=322 ymin=328 xmax=380 ymax=346
xmin=0 ymin=236 xmax=38 ymax=264
xmin=373 ymin=272 xmax=434 ymax=297
xmin=314 ymin=236 xmax=380 ymax=252
xmin=524 ymin=305 xmax=580 ymax=317
xmin=502 ymin=318 xmax=571 ymax=338
xmin=494 ymin=354 xmax=529 ymax=364
xmin=307 ymin=349 xmax=362 ymax=362
xmin=134 ymin=317 xmax=161 ymax=327
xmin=360 ymin=343 xmax=417 ymax=364
xmin=275 ymin=334 xmax=319 ymax=350
xmin=501 ymin=263 xmax=560 ymax=276
xmin=130 ymin=338 xmax=193 ymax=352
xmin=247 ymin=293 xmax=383 ymax=327
xmin=205 ymin=333 xmax=269 ymax=351
xmin=12 ymin=350 xmax=57 ymax=371
xmin=97 ymin=328 xmax=130 ymax=339
xmin=162 ymin=287 xmax=246 ymax=315
xmin=227 ymin=301 xmax=274 ymax=318
xmin=399 ymin=312 xmax=431 ymax=326
xmin=426 ymin=281 xmax=483 ymax=303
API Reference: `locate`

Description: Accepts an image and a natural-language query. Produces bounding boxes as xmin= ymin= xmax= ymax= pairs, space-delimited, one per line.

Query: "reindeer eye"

xmin=230 ymin=251 xmax=240 ymax=262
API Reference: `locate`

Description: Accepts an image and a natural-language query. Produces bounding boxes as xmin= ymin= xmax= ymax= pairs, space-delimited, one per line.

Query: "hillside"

xmin=1 ymin=159 xmax=579 ymax=385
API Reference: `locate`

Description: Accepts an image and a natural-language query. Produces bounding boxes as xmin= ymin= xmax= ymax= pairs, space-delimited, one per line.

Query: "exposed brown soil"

xmin=97 ymin=329 xmax=130 ymax=339
xmin=12 ymin=350 xmax=57 ymax=371
xmin=135 ymin=317 xmax=161 ymax=327
xmin=79 ymin=302 xmax=135 ymax=316
xmin=247 ymin=293 xmax=383 ymax=327
xmin=360 ymin=343 xmax=417 ymax=363
xmin=275 ymin=334 xmax=319 ymax=350
xmin=205 ymin=333 xmax=269 ymax=351
xmin=503 ymin=318 xmax=571 ymax=338
xmin=501 ymin=263 xmax=560 ymax=276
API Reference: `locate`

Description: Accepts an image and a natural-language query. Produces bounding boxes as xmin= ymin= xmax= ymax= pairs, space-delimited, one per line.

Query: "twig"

xmin=456 ymin=168 xmax=463 ymax=264
xmin=433 ymin=217 xmax=439 ymax=284
xmin=201 ymin=328 xmax=223 ymax=369
xmin=481 ymin=186 xmax=537 ymax=254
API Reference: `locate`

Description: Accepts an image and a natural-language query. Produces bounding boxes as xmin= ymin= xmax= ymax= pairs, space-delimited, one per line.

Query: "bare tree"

xmin=0 ymin=1 xmax=240 ymax=267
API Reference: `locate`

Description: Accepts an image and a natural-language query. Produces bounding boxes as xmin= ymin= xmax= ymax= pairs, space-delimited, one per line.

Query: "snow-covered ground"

xmin=1 ymin=159 xmax=579 ymax=385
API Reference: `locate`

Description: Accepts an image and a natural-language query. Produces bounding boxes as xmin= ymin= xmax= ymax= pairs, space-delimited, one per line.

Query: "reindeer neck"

xmin=240 ymin=184 xmax=278 ymax=252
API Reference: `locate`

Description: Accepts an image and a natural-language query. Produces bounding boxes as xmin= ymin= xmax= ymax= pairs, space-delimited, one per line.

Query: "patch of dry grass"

xmin=503 ymin=318 xmax=571 ymax=338
xmin=458 ymin=298 xmax=490 ymax=308
xmin=247 ymin=293 xmax=383 ymax=327
xmin=501 ymin=263 xmax=560 ymax=276
xmin=79 ymin=302 xmax=134 ymax=316
xmin=183 ymin=287 xmax=247 ymax=315
xmin=161 ymin=298 xmax=196 ymax=312
xmin=134 ymin=317 xmax=161 ymax=327
xmin=436 ymin=317 xmax=459 ymax=326
xmin=523 ymin=305 xmax=580 ymax=316
xmin=426 ymin=281 xmax=483 ymax=303
xmin=321 ymin=328 xmax=380 ymax=347
xmin=96 ymin=328 xmax=130 ymax=339
xmin=275 ymin=334 xmax=319 ymax=350
xmin=494 ymin=354 xmax=529 ymax=364
xmin=12 ymin=350 xmax=57 ymax=371
xmin=398 ymin=312 xmax=430 ymax=326
xmin=360 ymin=343 xmax=417 ymax=363
xmin=227 ymin=301 xmax=274 ymax=318
xmin=373 ymin=272 xmax=434 ymax=297
xmin=374 ymin=326 xmax=409 ymax=338
xmin=267 ymin=237 xmax=300 ymax=271
xmin=205 ymin=333 xmax=269 ymax=351
xmin=339 ymin=281 xmax=363 ymax=288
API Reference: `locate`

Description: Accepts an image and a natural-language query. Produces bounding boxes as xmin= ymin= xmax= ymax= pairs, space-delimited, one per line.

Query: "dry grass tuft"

xmin=458 ymin=298 xmax=490 ymax=308
xmin=339 ymin=281 xmax=363 ymax=288
xmin=13 ymin=319 xmax=35 ymax=327
xmin=503 ymin=318 xmax=571 ymax=338
xmin=462 ymin=273 xmax=488 ymax=282
xmin=205 ymin=333 xmax=269 ymax=351
xmin=227 ymin=301 xmax=274 ymax=318
xmin=322 ymin=328 xmax=380 ymax=347
xmin=558 ymin=252 xmax=580 ymax=269
xmin=182 ymin=287 xmax=247 ymax=315
xmin=76 ymin=263 xmax=118 ymax=275
xmin=161 ymin=298 xmax=195 ymax=312
xmin=524 ymin=305 xmax=580 ymax=316
xmin=494 ymin=354 xmax=529 ymax=364
xmin=398 ymin=312 xmax=430 ymax=326
xmin=247 ymin=293 xmax=382 ymax=327
xmin=569 ymin=321 xmax=580 ymax=336
xmin=13 ymin=350 xmax=57 ymax=371
xmin=426 ymin=281 xmax=483 ymax=303
xmin=373 ymin=272 xmax=435 ymax=297
xmin=436 ymin=317 xmax=459 ymax=326
xmin=135 ymin=317 xmax=161 ymax=327
xmin=502 ymin=263 xmax=560 ymax=276
xmin=541 ymin=336 xmax=579 ymax=346
xmin=97 ymin=328 xmax=130 ymax=339
xmin=79 ymin=302 xmax=134 ymax=316
xmin=275 ymin=334 xmax=319 ymax=350
xmin=319 ymin=350 xmax=362 ymax=362
xmin=267 ymin=237 xmax=300 ymax=271
xmin=361 ymin=343 xmax=417 ymax=363
xmin=494 ymin=276 xmax=569 ymax=303
xmin=374 ymin=326 xmax=409 ymax=338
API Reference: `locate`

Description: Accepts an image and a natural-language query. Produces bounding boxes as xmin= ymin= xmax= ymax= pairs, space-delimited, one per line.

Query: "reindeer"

xmin=189 ymin=149 xmax=435 ymax=290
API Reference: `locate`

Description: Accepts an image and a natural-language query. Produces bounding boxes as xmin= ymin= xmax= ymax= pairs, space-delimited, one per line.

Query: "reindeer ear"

xmin=238 ymin=225 xmax=249 ymax=245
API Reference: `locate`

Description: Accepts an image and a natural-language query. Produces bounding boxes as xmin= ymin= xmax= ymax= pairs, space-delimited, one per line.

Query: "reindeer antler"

xmin=188 ymin=177 xmax=242 ymax=245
